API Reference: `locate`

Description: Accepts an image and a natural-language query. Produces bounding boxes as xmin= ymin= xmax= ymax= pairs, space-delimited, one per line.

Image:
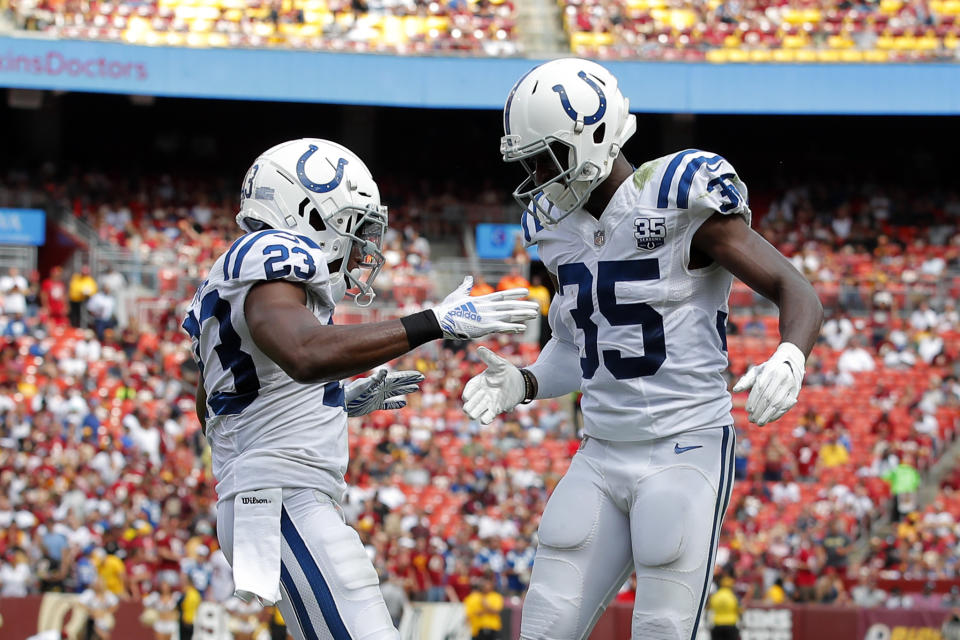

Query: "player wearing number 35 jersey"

xmin=462 ymin=59 xmax=823 ymax=640
xmin=184 ymin=138 xmax=538 ymax=640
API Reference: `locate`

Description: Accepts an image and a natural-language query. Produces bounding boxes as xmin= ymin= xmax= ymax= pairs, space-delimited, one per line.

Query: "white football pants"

xmin=217 ymin=488 xmax=398 ymax=640
xmin=520 ymin=426 xmax=735 ymax=640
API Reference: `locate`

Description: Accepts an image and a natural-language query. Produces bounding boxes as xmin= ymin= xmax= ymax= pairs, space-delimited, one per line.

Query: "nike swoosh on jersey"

xmin=674 ymin=443 xmax=704 ymax=454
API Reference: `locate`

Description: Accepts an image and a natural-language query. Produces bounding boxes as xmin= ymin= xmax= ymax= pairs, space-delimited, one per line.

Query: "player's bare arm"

xmin=692 ymin=212 xmax=823 ymax=355
xmin=245 ymin=277 xmax=538 ymax=384
xmin=196 ymin=373 xmax=207 ymax=432
xmin=245 ymin=280 xmax=423 ymax=382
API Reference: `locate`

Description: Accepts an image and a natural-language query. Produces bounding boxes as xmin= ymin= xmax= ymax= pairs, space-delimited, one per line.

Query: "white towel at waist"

xmin=232 ymin=488 xmax=283 ymax=606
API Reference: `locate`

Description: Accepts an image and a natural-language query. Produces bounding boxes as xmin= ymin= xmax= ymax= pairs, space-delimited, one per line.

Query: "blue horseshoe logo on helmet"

xmin=552 ymin=71 xmax=607 ymax=125
xmin=296 ymin=145 xmax=349 ymax=193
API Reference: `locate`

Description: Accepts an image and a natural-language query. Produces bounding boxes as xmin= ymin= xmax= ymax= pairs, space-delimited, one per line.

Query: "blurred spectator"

xmin=464 ymin=574 xmax=503 ymax=640
xmin=87 ymin=285 xmax=118 ymax=341
xmin=41 ymin=266 xmax=69 ymax=325
xmin=886 ymin=454 xmax=921 ymax=522
xmin=68 ymin=266 xmax=98 ymax=328
xmin=707 ymin=575 xmax=741 ymax=640
xmin=79 ymin=578 xmax=119 ymax=640
xmin=851 ymin=570 xmax=887 ymax=608
xmin=944 ymin=610 xmax=960 ymax=640
xmin=820 ymin=520 xmax=852 ymax=571
xmin=380 ymin=572 xmax=409 ymax=628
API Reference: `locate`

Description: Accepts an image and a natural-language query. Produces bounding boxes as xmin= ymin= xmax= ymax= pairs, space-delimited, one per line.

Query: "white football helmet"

xmin=236 ymin=138 xmax=387 ymax=305
xmin=501 ymin=58 xmax=636 ymax=224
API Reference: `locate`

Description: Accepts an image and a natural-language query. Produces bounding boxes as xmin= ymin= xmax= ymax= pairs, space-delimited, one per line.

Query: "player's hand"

xmin=344 ymin=369 xmax=425 ymax=417
xmin=462 ymin=347 xmax=526 ymax=425
xmin=430 ymin=276 xmax=539 ymax=340
xmin=732 ymin=342 xmax=806 ymax=426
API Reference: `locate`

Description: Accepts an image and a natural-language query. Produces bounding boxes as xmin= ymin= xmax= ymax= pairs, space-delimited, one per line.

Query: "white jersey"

xmin=183 ymin=229 xmax=348 ymax=503
xmin=526 ymin=149 xmax=751 ymax=441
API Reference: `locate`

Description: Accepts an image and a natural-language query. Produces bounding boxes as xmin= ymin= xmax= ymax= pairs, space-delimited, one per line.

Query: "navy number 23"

xmin=558 ymin=259 xmax=665 ymax=380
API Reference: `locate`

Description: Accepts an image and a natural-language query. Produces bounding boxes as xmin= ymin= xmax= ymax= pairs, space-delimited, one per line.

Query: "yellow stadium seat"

xmin=879 ymin=0 xmax=902 ymax=13
xmin=917 ymin=36 xmax=939 ymax=50
xmin=705 ymin=48 xmax=729 ymax=62
xmin=727 ymin=48 xmax=749 ymax=62
xmin=828 ymin=35 xmax=853 ymax=48
xmin=165 ymin=31 xmax=187 ymax=45
xmin=220 ymin=0 xmax=245 ymax=8
xmin=278 ymin=22 xmax=299 ymax=35
xmin=207 ymin=32 xmax=229 ymax=46
xmin=626 ymin=0 xmax=648 ymax=10
xmin=253 ymin=22 xmax=275 ymax=36
xmin=380 ymin=15 xmax=403 ymax=44
xmin=186 ymin=31 xmax=209 ymax=46
xmin=943 ymin=0 xmax=960 ymax=14
xmin=864 ymin=49 xmax=889 ymax=61
xmin=802 ymin=8 xmax=822 ymax=22
xmin=300 ymin=23 xmax=321 ymax=36
xmin=192 ymin=18 xmax=213 ymax=31
xmin=893 ymin=35 xmax=917 ymax=49
xmin=571 ymin=31 xmax=593 ymax=49
xmin=839 ymin=49 xmax=864 ymax=61
xmin=595 ymin=32 xmax=614 ymax=46
xmin=794 ymin=49 xmax=817 ymax=61
xmin=782 ymin=8 xmax=803 ymax=24
xmin=816 ymin=49 xmax=841 ymax=61
xmin=875 ymin=35 xmax=895 ymax=48
xmin=782 ymin=34 xmax=809 ymax=48
xmin=772 ymin=48 xmax=797 ymax=61
xmin=723 ymin=33 xmax=741 ymax=47
xmin=749 ymin=49 xmax=773 ymax=62
xmin=946 ymin=35 xmax=960 ymax=48
xmin=931 ymin=0 xmax=945 ymax=11
xmin=222 ymin=9 xmax=243 ymax=20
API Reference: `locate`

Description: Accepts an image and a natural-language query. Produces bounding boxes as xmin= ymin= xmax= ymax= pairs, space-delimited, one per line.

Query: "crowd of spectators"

xmin=2 ymin=171 xmax=960 ymax=628
xmin=562 ymin=0 xmax=960 ymax=61
xmin=1 ymin=0 xmax=519 ymax=56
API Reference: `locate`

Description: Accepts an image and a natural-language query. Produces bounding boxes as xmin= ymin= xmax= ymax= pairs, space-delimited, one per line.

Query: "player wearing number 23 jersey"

xmin=184 ymin=138 xmax=538 ymax=640
xmin=462 ymin=59 xmax=823 ymax=640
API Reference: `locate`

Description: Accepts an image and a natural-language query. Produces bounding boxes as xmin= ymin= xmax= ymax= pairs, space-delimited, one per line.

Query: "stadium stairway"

xmin=850 ymin=429 xmax=960 ymax=565
xmin=514 ymin=0 xmax=568 ymax=55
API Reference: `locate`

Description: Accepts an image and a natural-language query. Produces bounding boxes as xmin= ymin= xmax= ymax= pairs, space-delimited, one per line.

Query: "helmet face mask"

xmin=235 ymin=139 xmax=388 ymax=306
xmin=503 ymin=135 xmax=603 ymax=223
xmin=501 ymin=58 xmax=637 ymax=225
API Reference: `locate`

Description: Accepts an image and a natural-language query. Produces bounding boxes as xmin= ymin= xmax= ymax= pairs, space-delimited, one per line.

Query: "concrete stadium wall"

xmin=0 ymin=595 xmax=952 ymax=640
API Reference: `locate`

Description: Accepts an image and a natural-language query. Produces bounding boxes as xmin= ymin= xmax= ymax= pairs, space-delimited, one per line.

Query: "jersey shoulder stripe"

xmin=221 ymin=230 xmax=323 ymax=282
xmin=520 ymin=200 xmax=546 ymax=246
xmin=657 ymin=149 xmax=728 ymax=210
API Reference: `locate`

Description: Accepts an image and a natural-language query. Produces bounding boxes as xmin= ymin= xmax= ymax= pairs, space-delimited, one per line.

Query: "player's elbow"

xmin=285 ymin=354 xmax=343 ymax=385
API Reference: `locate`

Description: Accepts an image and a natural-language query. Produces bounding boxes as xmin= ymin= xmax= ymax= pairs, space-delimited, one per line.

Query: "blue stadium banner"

xmin=476 ymin=224 xmax=539 ymax=261
xmin=0 ymin=209 xmax=46 ymax=246
xmin=2 ymin=36 xmax=960 ymax=113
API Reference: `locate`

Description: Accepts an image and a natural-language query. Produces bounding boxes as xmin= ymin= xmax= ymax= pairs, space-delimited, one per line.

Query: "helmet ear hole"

xmin=309 ymin=209 xmax=326 ymax=233
xmin=593 ymin=122 xmax=606 ymax=145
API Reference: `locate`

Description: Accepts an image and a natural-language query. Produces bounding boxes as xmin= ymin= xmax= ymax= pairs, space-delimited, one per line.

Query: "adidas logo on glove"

xmin=448 ymin=302 xmax=480 ymax=322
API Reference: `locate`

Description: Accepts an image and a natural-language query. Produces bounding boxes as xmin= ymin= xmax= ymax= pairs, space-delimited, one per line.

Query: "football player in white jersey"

xmin=461 ymin=60 xmax=824 ymax=640
xmin=183 ymin=138 xmax=539 ymax=640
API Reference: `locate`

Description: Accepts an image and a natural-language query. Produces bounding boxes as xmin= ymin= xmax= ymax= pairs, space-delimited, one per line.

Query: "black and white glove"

xmin=461 ymin=347 xmax=527 ymax=425
xmin=344 ymin=369 xmax=425 ymax=417
xmin=430 ymin=277 xmax=540 ymax=340
xmin=732 ymin=342 xmax=806 ymax=426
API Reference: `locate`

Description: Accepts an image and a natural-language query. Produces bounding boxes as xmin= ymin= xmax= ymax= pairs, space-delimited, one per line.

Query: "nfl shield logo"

xmin=634 ymin=217 xmax=666 ymax=251
xmin=594 ymin=230 xmax=605 ymax=246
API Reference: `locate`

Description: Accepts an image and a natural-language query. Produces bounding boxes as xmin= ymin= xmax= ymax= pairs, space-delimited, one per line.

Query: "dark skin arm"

xmin=692 ymin=213 xmax=823 ymax=355
xmin=196 ymin=373 xmax=207 ymax=434
xmin=243 ymin=280 xmax=418 ymax=383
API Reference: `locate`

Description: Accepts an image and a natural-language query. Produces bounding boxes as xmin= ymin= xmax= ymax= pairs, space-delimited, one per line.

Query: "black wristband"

xmin=520 ymin=368 xmax=538 ymax=404
xmin=401 ymin=310 xmax=443 ymax=349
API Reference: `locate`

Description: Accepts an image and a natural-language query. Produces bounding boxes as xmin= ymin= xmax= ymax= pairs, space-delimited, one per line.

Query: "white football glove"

xmin=732 ymin=342 xmax=806 ymax=426
xmin=429 ymin=277 xmax=540 ymax=340
xmin=344 ymin=369 xmax=425 ymax=417
xmin=462 ymin=347 xmax=526 ymax=425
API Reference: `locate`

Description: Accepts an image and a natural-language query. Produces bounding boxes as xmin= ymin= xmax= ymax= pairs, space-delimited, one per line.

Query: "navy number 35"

xmin=558 ymin=259 xmax=666 ymax=380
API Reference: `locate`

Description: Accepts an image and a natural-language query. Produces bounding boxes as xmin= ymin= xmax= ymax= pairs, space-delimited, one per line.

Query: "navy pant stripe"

xmin=281 ymin=507 xmax=352 ymax=640
xmin=689 ymin=425 xmax=734 ymax=640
